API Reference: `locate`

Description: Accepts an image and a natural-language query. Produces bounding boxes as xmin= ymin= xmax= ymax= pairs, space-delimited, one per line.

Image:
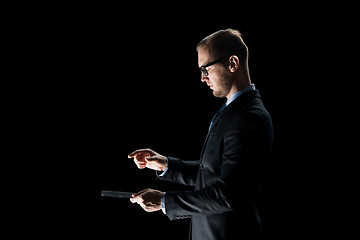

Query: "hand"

xmin=128 ymin=148 xmax=167 ymax=171
xmin=130 ymin=188 xmax=163 ymax=212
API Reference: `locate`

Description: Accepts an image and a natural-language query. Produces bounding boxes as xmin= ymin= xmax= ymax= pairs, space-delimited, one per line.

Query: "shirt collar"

xmin=226 ymin=84 xmax=256 ymax=106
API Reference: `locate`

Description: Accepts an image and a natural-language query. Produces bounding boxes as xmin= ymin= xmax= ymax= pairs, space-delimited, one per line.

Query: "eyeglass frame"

xmin=199 ymin=55 xmax=232 ymax=77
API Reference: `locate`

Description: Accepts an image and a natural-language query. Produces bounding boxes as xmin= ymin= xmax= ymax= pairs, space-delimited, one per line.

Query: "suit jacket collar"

xmin=200 ymin=90 xmax=261 ymax=160
xmin=207 ymin=90 xmax=260 ymax=134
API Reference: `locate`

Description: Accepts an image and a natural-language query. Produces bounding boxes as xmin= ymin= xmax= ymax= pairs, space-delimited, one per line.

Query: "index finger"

xmin=132 ymin=188 xmax=150 ymax=197
xmin=130 ymin=188 xmax=150 ymax=203
xmin=128 ymin=149 xmax=151 ymax=158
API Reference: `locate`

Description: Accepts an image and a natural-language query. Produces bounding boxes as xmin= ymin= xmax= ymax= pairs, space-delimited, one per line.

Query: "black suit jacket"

xmin=159 ymin=90 xmax=274 ymax=240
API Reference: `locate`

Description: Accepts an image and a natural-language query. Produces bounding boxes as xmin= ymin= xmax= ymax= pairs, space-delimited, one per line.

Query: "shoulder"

xmin=225 ymin=97 xmax=272 ymax=132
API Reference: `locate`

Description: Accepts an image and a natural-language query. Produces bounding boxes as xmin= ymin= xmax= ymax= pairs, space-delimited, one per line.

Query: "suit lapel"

xmin=199 ymin=90 xmax=260 ymax=160
xmin=200 ymin=106 xmax=229 ymax=159
xmin=207 ymin=106 xmax=228 ymax=135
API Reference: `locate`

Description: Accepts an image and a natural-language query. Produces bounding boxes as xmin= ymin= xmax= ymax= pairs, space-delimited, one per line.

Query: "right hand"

xmin=128 ymin=148 xmax=167 ymax=171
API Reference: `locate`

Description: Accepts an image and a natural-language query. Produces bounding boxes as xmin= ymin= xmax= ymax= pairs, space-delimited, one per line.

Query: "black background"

xmin=18 ymin=5 xmax=343 ymax=239
xmin=82 ymin=19 xmax=314 ymax=239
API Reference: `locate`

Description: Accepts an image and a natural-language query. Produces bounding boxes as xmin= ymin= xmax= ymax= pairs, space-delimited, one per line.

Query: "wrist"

xmin=161 ymin=157 xmax=168 ymax=171
xmin=161 ymin=192 xmax=166 ymax=214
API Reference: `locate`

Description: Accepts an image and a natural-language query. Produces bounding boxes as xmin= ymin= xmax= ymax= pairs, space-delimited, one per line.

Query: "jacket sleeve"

xmin=164 ymin=112 xmax=273 ymax=220
xmin=157 ymin=157 xmax=200 ymax=186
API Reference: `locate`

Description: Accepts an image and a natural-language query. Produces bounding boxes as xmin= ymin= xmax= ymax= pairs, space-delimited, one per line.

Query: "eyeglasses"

xmin=199 ymin=55 xmax=231 ymax=77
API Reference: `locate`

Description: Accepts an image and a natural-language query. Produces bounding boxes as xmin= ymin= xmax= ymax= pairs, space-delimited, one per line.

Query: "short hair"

xmin=196 ymin=28 xmax=249 ymax=74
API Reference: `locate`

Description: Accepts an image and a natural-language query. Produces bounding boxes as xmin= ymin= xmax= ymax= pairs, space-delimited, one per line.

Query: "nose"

xmin=201 ymin=72 xmax=208 ymax=82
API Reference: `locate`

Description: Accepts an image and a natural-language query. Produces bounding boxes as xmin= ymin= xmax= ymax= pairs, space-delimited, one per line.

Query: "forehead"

xmin=197 ymin=46 xmax=212 ymax=67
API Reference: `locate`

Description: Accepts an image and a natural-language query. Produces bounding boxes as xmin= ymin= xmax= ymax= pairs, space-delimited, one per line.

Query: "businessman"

xmin=128 ymin=29 xmax=274 ymax=240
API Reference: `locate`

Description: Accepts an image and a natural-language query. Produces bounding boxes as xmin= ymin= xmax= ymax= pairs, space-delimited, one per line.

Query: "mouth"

xmin=208 ymin=85 xmax=213 ymax=89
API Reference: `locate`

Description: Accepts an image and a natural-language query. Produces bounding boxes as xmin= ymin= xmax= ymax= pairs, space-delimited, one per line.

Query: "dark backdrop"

xmin=82 ymin=24 xmax=306 ymax=239
xmin=35 ymin=8 xmax=330 ymax=240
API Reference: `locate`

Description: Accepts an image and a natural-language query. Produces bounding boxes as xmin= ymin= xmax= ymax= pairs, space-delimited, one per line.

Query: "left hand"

xmin=130 ymin=188 xmax=163 ymax=212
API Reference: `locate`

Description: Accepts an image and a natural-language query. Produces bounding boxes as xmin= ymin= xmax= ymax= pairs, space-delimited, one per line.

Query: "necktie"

xmin=208 ymin=104 xmax=226 ymax=131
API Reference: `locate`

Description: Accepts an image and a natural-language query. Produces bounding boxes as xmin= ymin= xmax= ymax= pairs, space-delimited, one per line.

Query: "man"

xmin=128 ymin=29 xmax=274 ymax=240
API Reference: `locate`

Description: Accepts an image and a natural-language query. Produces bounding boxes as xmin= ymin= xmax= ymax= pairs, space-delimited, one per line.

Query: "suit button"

xmin=200 ymin=163 xmax=204 ymax=169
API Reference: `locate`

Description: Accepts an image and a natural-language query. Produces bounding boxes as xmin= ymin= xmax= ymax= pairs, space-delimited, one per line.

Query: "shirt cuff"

xmin=161 ymin=192 xmax=166 ymax=214
xmin=158 ymin=157 xmax=169 ymax=177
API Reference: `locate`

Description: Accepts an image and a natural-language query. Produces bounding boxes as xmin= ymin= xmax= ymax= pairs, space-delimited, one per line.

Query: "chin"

xmin=213 ymin=90 xmax=226 ymax=98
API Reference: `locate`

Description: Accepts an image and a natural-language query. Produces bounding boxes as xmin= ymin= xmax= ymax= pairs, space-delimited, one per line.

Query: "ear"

xmin=228 ymin=55 xmax=240 ymax=73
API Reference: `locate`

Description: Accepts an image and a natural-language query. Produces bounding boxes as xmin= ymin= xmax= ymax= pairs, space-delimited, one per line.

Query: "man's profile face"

xmin=198 ymin=46 xmax=232 ymax=98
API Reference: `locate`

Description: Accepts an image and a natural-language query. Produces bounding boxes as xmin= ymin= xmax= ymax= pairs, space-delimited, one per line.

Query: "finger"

xmin=130 ymin=191 xmax=142 ymax=203
xmin=141 ymin=203 xmax=156 ymax=212
xmin=132 ymin=189 xmax=151 ymax=201
xmin=130 ymin=194 xmax=142 ymax=204
xmin=128 ymin=149 xmax=152 ymax=158
xmin=132 ymin=188 xmax=150 ymax=197
xmin=137 ymin=164 xmax=146 ymax=169
xmin=134 ymin=159 xmax=146 ymax=169
xmin=144 ymin=202 xmax=160 ymax=212
xmin=134 ymin=158 xmax=146 ymax=164
xmin=128 ymin=149 xmax=143 ymax=158
xmin=128 ymin=151 xmax=140 ymax=158
xmin=133 ymin=154 xmax=147 ymax=167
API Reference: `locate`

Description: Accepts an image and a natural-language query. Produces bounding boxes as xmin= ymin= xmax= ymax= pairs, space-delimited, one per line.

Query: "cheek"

xmin=209 ymin=74 xmax=221 ymax=87
xmin=209 ymin=67 xmax=223 ymax=83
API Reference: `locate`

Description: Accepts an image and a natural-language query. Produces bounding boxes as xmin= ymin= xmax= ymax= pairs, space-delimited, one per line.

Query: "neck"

xmin=226 ymin=74 xmax=251 ymax=100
